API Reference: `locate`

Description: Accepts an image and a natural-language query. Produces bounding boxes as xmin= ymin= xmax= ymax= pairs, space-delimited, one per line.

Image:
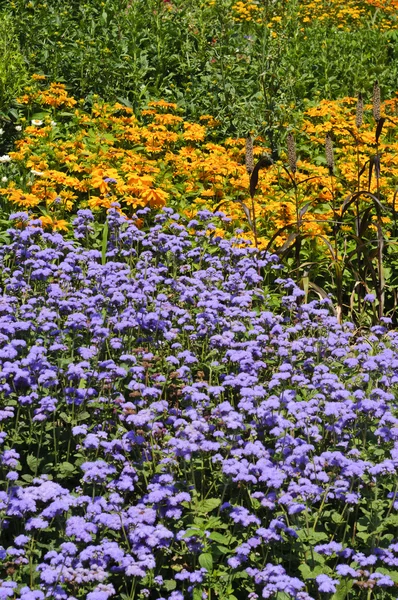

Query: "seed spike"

xmin=373 ymin=80 xmax=381 ymax=123
xmin=325 ymin=132 xmax=334 ymax=176
xmin=356 ymin=92 xmax=363 ymax=130
xmin=245 ymin=135 xmax=254 ymax=175
xmin=287 ymin=132 xmax=297 ymax=174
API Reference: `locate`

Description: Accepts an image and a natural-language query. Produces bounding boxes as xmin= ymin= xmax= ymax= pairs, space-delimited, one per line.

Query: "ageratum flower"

xmin=315 ymin=574 xmax=339 ymax=593
xmin=1 ymin=207 xmax=398 ymax=598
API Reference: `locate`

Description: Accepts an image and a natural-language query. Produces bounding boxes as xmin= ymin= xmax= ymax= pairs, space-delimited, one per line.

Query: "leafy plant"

xmin=0 ymin=12 xmax=28 ymax=116
xmin=1 ymin=0 xmax=398 ymax=140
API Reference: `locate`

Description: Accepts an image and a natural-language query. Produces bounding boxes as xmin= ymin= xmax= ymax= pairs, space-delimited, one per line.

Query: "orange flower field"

xmin=1 ymin=80 xmax=398 ymax=257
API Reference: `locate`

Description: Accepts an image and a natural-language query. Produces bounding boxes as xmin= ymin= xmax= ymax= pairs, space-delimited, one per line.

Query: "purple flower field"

xmin=1 ymin=207 xmax=398 ymax=599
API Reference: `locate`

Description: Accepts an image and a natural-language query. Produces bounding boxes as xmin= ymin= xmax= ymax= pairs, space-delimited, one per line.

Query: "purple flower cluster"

xmin=0 ymin=208 xmax=398 ymax=598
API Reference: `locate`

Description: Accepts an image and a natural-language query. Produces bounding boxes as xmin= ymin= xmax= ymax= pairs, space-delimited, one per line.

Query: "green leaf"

xmin=331 ymin=579 xmax=354 ymax=600
xmin=163 ymin=580 xmax=177 ymax=591
xmin=32 ymin=111 xmax=50 ymax=119
xmin=215 ymin=545 xmax=231 ymax=555
xmin=206 ymin=516 xmax=223 ymax=529
xmin=332 ymin=512 xmax=344 ymax=524
xmin=209 ymin=532 xmax=230 ymax=545
xmin=59 ymin=411 xmax=71 ymax=424
xmin=233 ymin=570 xmax=249 ymax=579
xmin=198 ymin=552 xmax=213 ymax=572
xmin=27 ymin=454 xmax=40 ymax=473
xmin=102 ymin=221 xmax=108 ymax=266
xmin=77 ymin=411 xmax=90 ymax=421
xmin=384 ymin=514 xmax=398 ymax=527
xmin=193 ymin=589 xmax=202 ymax=600
xmin=117 ymin=96 xmax=133 ymax=109
xmin=58 ymin=461 xmax=76 ymax=475
xmin=8 ymin=108 xmax=19 ymax=120
xmin=298 ymin=563 xmax=313 ymax=580
xmin=196 ymin=498 xmax=221 ymax=514
xmin=299 ymin=562 xmax=332 ymax=579
xmin=298 ymin=530 xmax=328 ymax=545
xmin=182 ymin=528 xmax=202 ymax=538
xmin=311 ymin=552 xmax=327 ymax=566
xmin=0 ymin=232 xmax=10 ymax=244
xmin=310 ymin=531 xmax=329 ymax=542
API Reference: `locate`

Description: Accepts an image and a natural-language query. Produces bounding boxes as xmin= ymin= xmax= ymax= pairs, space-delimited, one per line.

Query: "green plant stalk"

xmin=355 ymin=140 xmax=362 ymax=315
xmin=375 ymin=142 xmax=384 ymax=319
xmin=293 ymin=171 xmax=301 ymax=272
xmin=251 ymin=195 xmax=259 ymax=249
xmin=330 ymin=174 xmax=343 ymax=322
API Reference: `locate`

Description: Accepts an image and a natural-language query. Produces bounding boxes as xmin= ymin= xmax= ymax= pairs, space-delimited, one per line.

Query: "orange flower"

xmin=4 ymin=188 xmax=41 ymax=208
xmin=154 ymin=113 xmax=184 ymax=126
xmin=140 ymin=187 xmax=168 ymax=208
xmin=26 ymin=156 xmax=49 ymax=171
xmin=183 ymin=122 xmax=206 ymax=142
xmin=148 ymin=100 xmax=178 ymax=111
xmin=38 ymin=215 xmax=69 ymax=231
xmin=90 ymin=167 xmax=120 ymax=194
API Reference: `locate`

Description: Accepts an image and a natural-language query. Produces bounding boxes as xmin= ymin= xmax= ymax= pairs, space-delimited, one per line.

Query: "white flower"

xmin=0 ymin=128 xmax=4 ymax=136
xmin=0 ymin=155 xmax=11 ymax=163
xmin=31 ymin=169 xmax=44 ymax=176
xmin=51 ymin=121 xmax=57 ymax=127
xmin=15 ymin=125 xmax=22 ymax=132
xmin=31 ymin=119 xmax=43 ymax=126
xmin=1 ymin=176 xmax=7 ymax=182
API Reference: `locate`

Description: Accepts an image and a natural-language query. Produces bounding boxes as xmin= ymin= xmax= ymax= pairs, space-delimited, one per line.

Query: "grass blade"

xmin=101 ymin=221 xmax=109 ymax=266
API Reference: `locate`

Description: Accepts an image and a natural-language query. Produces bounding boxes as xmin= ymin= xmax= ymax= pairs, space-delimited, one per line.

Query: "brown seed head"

xmin=287 ymin=132 xmax=297 ymax=173
xmin=245 ymin=135 xmax=254 ymax=175
xmin=373 ymin=80 xmax=381 ymax=123
xmin=356 ymin=92 xmax=363 ymax=129
xmin=325 ymin=132 xmax=334 ymax=176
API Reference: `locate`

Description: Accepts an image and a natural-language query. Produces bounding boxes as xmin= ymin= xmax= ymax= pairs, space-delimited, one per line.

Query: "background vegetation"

xmin=1 ymin=0 xmax=398 ymax=147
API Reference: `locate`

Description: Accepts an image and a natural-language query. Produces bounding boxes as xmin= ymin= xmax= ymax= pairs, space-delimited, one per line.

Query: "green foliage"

xmin=2 ymin=0 xmax=398 ymax=145
xmin=0 ymin=12 xmax=28 ymax=116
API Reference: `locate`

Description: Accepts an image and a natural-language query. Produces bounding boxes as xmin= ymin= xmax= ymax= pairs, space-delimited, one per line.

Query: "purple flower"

xmin=3 ymin=202 xmax=398 ymax=600
xmin=316 ymin=574 xmax=339 ymax=593
xmin=336 ymin=565 xmax=359 ymax=577
xmin=14 ymin=534 xmax=30 ymax=546
xmin=65 ymin=516 xmax=97 ymax=541
xmin=25 ymin=517 xmax=49 ymax=531
xmin=314 ymin=541 xmax=342 ymax=556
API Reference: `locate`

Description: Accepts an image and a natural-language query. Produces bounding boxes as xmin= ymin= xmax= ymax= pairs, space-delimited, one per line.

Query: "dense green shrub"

xmin=0 ymin=12 xmax=28 ymax=116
